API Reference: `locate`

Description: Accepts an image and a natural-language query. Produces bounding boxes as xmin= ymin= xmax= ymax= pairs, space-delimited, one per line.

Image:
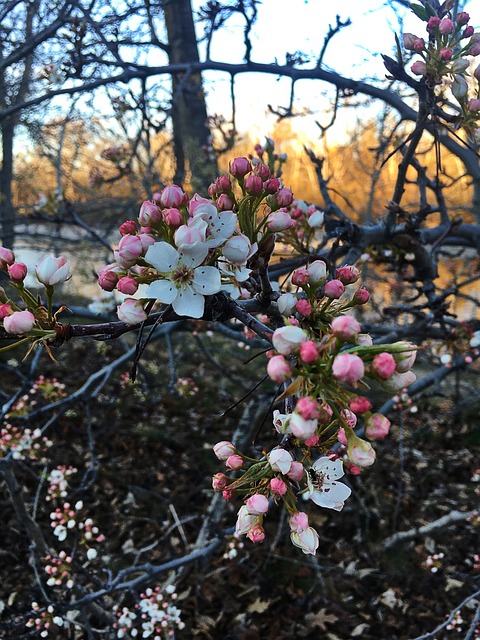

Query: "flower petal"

xmin=145 ymin=279 xmax=177 ymax=304
xmin=310 ymin=481 xmax=352 ymax=511
xmin=192 ymin=266 xmax=221 ymax=295
xmin=172 ymin=285 xmax=205 ymax=318
xmin=312 ymin=457 xmax=345 ymax=481
xmin=145 ymin=242 xmax=179 ymax=273
xmin=179 ymin=243 xmax=209 ymax=268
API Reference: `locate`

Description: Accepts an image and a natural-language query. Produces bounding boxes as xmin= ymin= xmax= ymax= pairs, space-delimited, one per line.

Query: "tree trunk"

xmin=163 ymin=0 xmax=218 ymax=192
xmin=0 ymin=120 xmax=16 ymax=247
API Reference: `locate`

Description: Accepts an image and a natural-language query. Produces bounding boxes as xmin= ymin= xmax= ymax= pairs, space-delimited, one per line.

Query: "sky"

xmin=190 ymin=0 xmax=479 ymax=143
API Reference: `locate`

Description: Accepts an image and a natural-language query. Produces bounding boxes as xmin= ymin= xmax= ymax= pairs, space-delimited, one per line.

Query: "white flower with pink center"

xmin=144 ymin=241 xmax=221 ymax=318
xmin=305 ymin=457 xmax=351 ymax=511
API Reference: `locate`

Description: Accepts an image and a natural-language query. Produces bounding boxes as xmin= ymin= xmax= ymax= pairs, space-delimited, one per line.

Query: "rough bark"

xmin=163 ymin=0 xmax=218 ymax=191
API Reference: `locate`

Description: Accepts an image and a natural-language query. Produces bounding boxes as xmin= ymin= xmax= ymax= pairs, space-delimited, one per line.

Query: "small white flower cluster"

xmin=114 ymin=585 xmax=185 ymax=639
xmin=46 ymin=465 xmax=77 ymax=501
xmin=0 ymin=424 xmax=52 ymax=460
xmin=26 ymin=603 xmax=64 ymax=637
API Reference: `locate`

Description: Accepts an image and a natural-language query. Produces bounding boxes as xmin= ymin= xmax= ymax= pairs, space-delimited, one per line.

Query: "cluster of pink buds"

xmin=423 ymin=552 xmax=445 ymax=573
xmin=405 ymin=8 xmax=480 ymax=132
xmin=0 ymin=248 xmax=71 ymax=342
xmin=113 ymin=584 xmax=185 ymax=638
xmin=50 ymin=501 xmax=83 ymax=542
xmin=25 ymin=603 xmax=64 ymax=637
xmin=213 ymin=261 xmax=418 ymax=554
xmin=99 ymin=142 xmax=302 ymax=323
xmin=43 ymin=551 xmax=74 ymax=589
xmin=46 ymin=465 xmax=77 ymax=501
xmin=0 ymin=424 xmax=52 ymax=461
xmin=7 ymin=375 xmax=66 ymax=418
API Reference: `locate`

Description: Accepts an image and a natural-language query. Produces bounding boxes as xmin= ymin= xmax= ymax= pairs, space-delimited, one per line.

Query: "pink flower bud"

xmin=393 ymin=341 xmax=417 ymax=372
xmin=119 ymin=220 xmax=137 ymax=236
xmin=332 ymin=353 xmax=365 ymax=386
xmin=336 ymin=265 xmax=360 ymax=285
xmin=116 ymin=276 xmax=139 ymax=295
xmin=276 ymin=187 xmax=293 ymax=207
xmin=356 ymin=333 xmax=373 ymax=346
xmin=244 ymin=174 xmax=263 ymax=195
xmin=229 ymin=157 xmax=251 ymax=178
xmin=295 ymin=299 xmax=312 ymax=317
xmin=457 ymin=12 xmax=470 ymax=26
xmin=8 ymin=262 xmax=27 ymax=282
xmin=212 ymin=473 xmax=228 ymax=491
xmin=347 ymin=435 xmax=376 ymax=467
xmin=226 ymin=454 xmax=244 ymax=470
xmin=307 ymin=260 xmax=327 ymax=284
xmin=341 ymin=409 xmax=357 ymax=428
xmin=114 ymin=235 xmax=143 ymax=266
xmin=263 ymin=177 xmax=280 ymax=194
xmin=289 ymin=511 xmax=309 ymax=533
xmin=439 ymin=18 xmax=454 ymax=35
xmin=3 ymin=310 xmax=35 ymax=334
xmin=254 ymin=163 xmax=270 ymax=180
xmin=160 ymin=185 xmax=185 ymax=209
xmin=371 ymin=352 xmax=397 ymax=380
xmin=246 ymin=494 xmax=269 ymax=515
xmin=467 ymin=99 xmax=480 ymax=112
xmin=138 ymin=201 xmax=162 ymax=226
xmin=98 ymin=264 xmax=123 ymax=291
xmin=208 ymin=183 xmax=217 ymax=199
xmin=163 ymin=208 xmax=183 ymax=227
xmin=217 ymin=194 xmax=234 ymax=211
xmin=138 ymin=233 xmax=155 ymax=252
xmin=287 ymin=461 xmax=304 ymax=481
xmin=213 ymin=441 xmax=235 ymax=460
xmin=296 ymin=396 xmax=319 ymax=420
xmin=349 ymin=396 xmax=372 ymax=414
xmin=272 ymin=325 xmax=307 ymax=355
xmin=270 ymin=478 xmax=287 ymax=496
xmin=403 ymin=33 xmax=419 ymax=50
xmin=475 ymin=65 xmax=480 ymax=81
xmin=292 ymin=268 xmax=309 ymax=286
xmin=318 ymin=402 xmax=333 ymax=425
xmin=463 ymin=25 xmax=475 ymax=39
xmin=439 ymin=48 xmax=453 ymax=61
xmin=364 ymin=413 xmax=391 ymax=439
xmin=247 ymin=524 xmax=265 ymax=543
xmin=35 ymin=255 xmax=71 ymax=286
xmin=0 ymin=303 xmax=13 ymax=319
xmin=117 ymin=298 xmax=147 ymax=324
xmin=411 ymin=61 xmax=427 ymax=76
xmin=289 ymin=412 xmax=317 ymax=440
xmin=470 ymin=44 xmax=480 ymax=56
xmin=267 ymin=211 xmax=294 ymax=231
xmin=235 ymin=505 xmax=257 ymax=535
xmin=337 ymin=427 xmax=348 ymax=446
xmin=299 ymin=340 xmax=318 ymax=363
xmin=353 ymin=287 xmax=370 ymax=305
xmin=305 ymin=434 xmax=319 ymax=447
xmin=0 ymin=247 xmax=15 ymax=269
xmin=223 ymin=489 xmax=233 ymax=501
xmin=267 ymin=354 xmax=292 ymax=383
xmin=215 ymin=174 xmax=232 ymax=193
xmin=413 ymin=38 xmax=425 ymax=52
xmin=290 ymin=526 xmax=319 ymax=555
xmin=324 ymin=279 xmax=345 ymax=299
xmin=331 ymin=315 xmax=361 ymax=341
xmin=427 ymin=16 xmax=441 ymax=33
